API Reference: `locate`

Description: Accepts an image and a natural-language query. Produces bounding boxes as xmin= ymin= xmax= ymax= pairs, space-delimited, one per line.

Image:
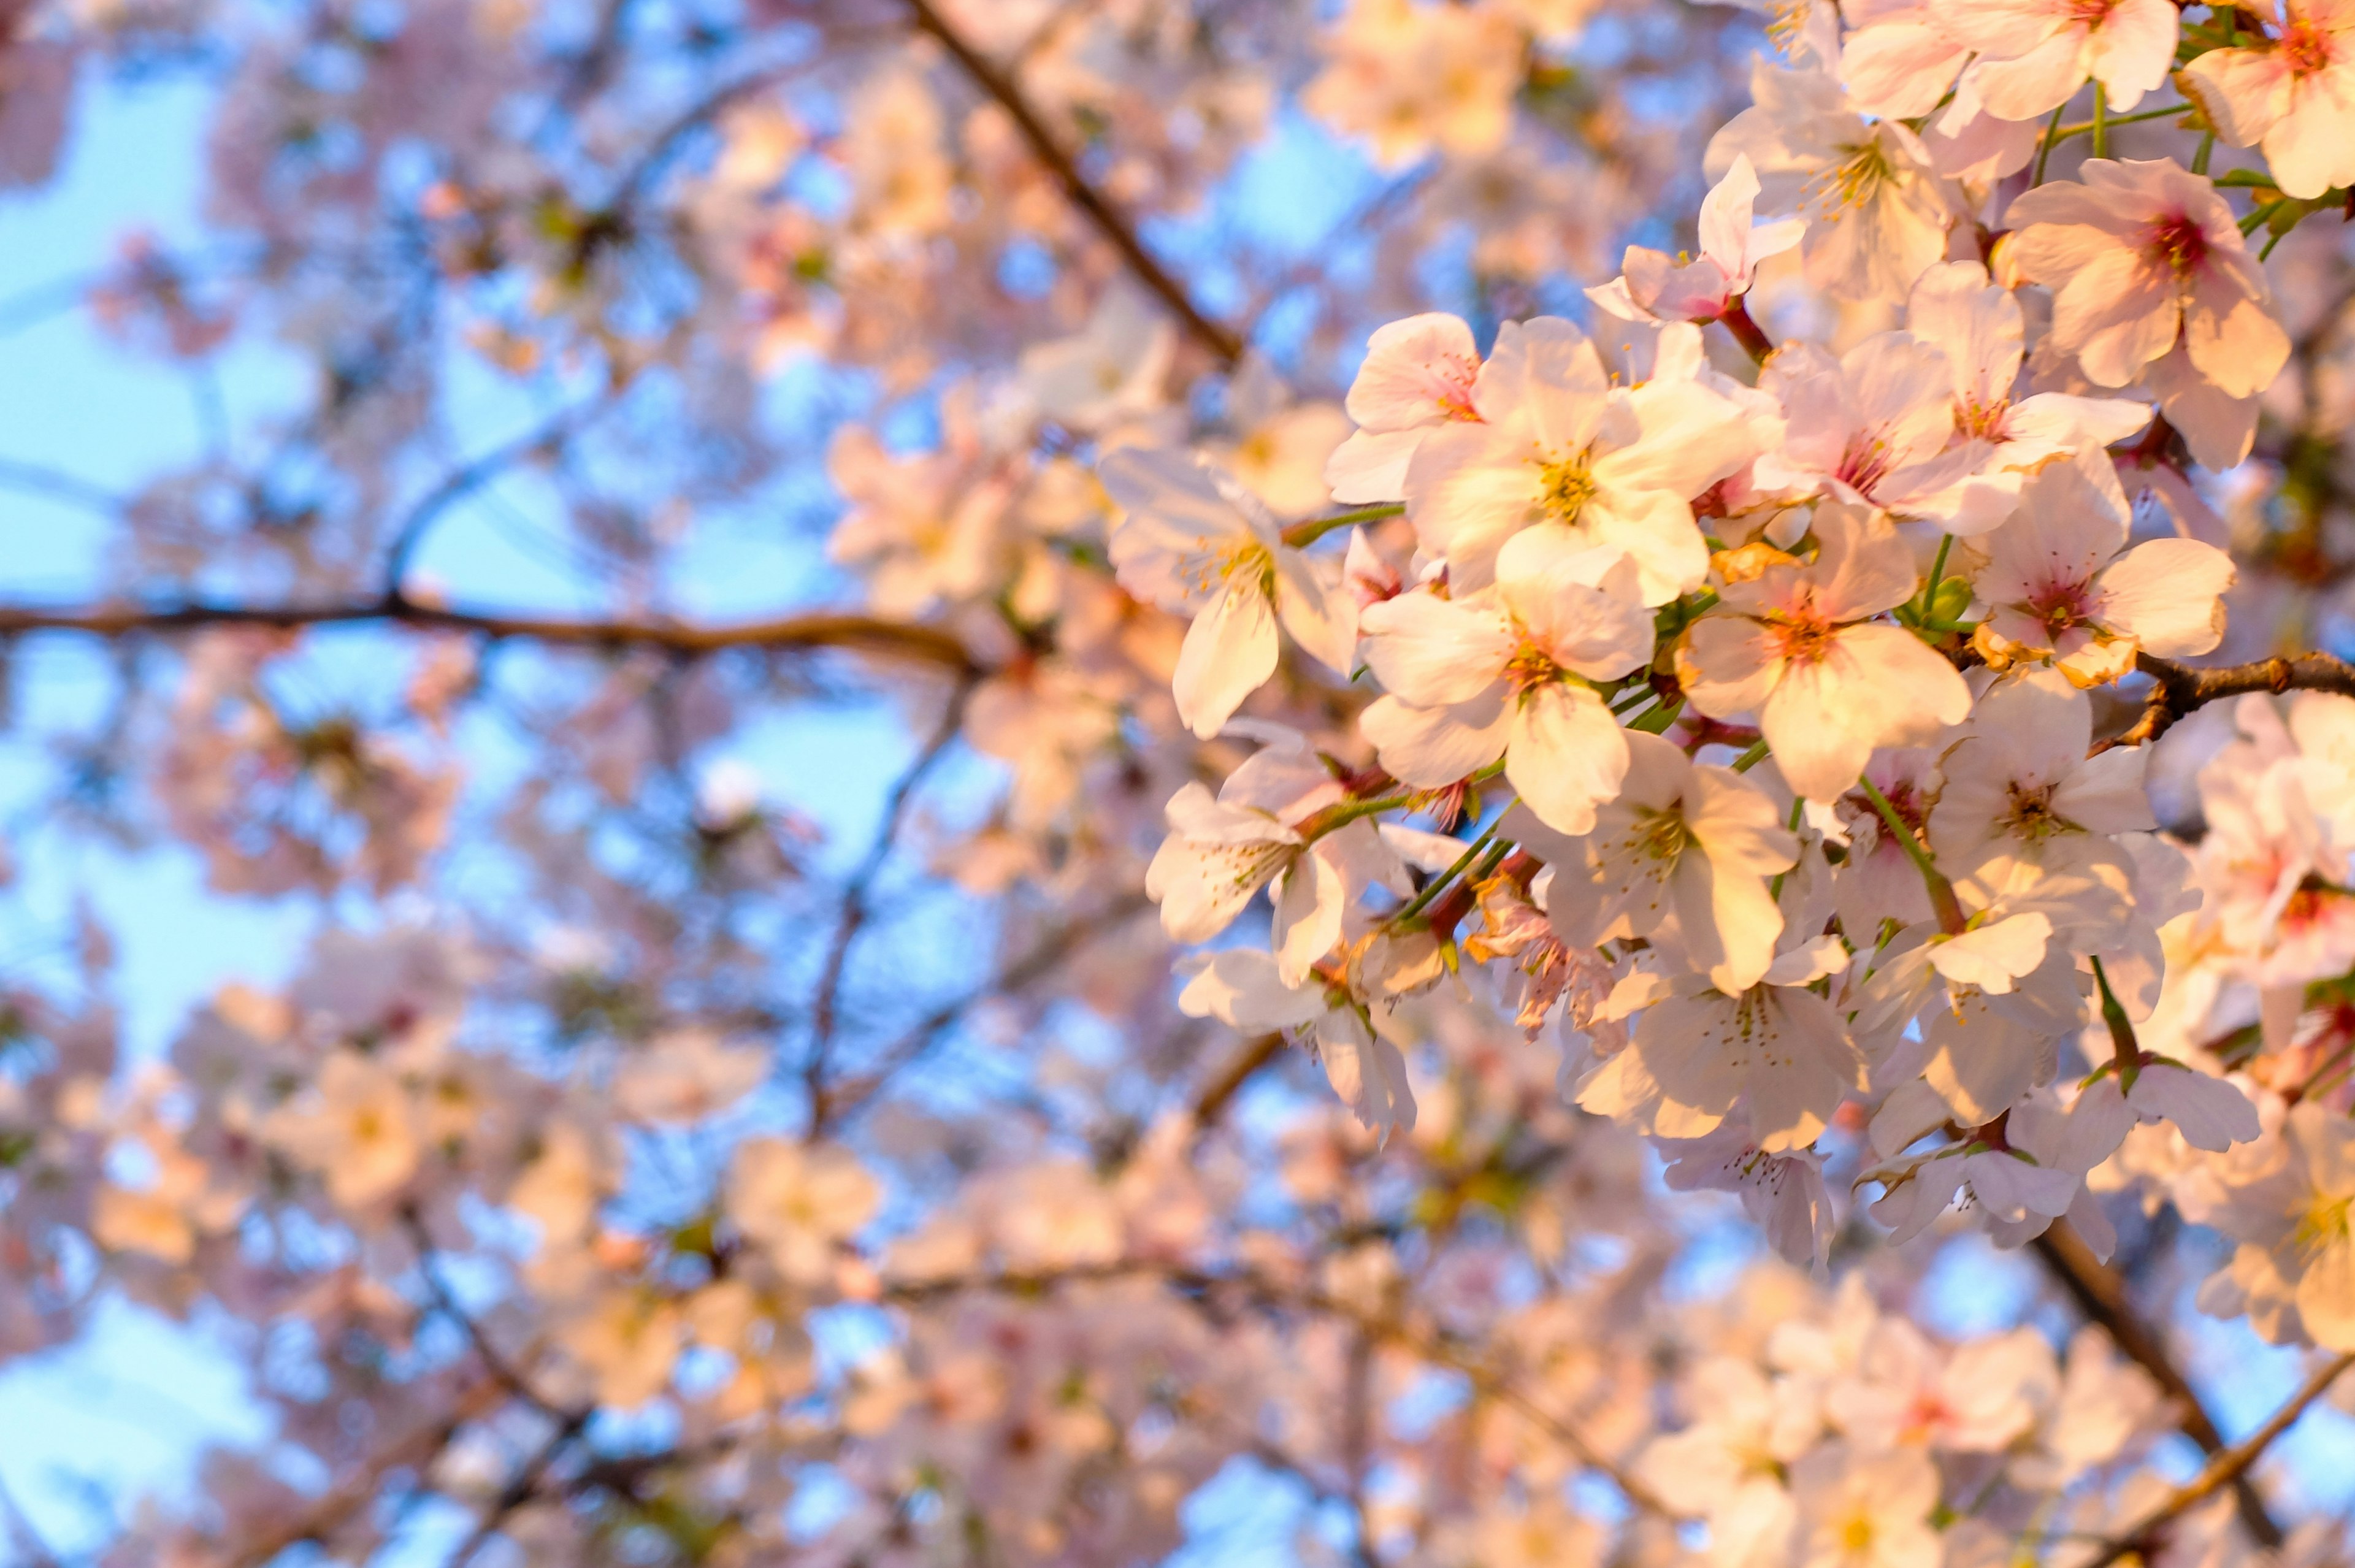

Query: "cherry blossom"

xmin=2005 ymin=159 xmax=2291 ymax=402
xmin=1587 ymin=155 xmax=1806 ymax=326
xmin=1402 ymin=315 xmax=1760 ymax=598
xmin=2181 ymin=0 xmax=2355 ymax=201
xmin=1100 ymin=445 xmax=1359 ymax=738
xmin=1357 ymin=532 xmax=1655 ymax=832
xmin=1677 ymin=503 xmax=1972 ymax=801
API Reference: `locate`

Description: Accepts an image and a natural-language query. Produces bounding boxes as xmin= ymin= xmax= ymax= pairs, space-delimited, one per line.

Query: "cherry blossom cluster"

xmin=4 ymin=0 xmax=2355 ymax=1560
xmin=1114 ymin=0 xmax=2355 ymax=1313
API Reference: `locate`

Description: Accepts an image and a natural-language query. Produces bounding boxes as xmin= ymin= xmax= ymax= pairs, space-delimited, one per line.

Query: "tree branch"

xmin=0 ymin=595 xmax=978 ymax=671
xmin=803 ymin=676 xmax=978 ymax=1120
xmin=2032 ymin=1223 xmax=2283 ymax=1547
xmin=2076 ymin=1350 xmax=2353 ymax=1568
xmin=902 ymin=0 xmax=1244 ymax=367
xmin=2105 ymin=651 xmax=2355 ymax=751
xmin=814 ymin=890 xmax=1155 ymax=1130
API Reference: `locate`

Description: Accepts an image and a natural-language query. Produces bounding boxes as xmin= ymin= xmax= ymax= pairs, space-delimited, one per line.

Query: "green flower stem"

xmin=1916 ymin=533 xmax=1954 ymax=620
xmin=2032 ymin=102 xmax=2068 ymax=186
xmin=1768 ymin=795 xmax=1806 ymax=903
xmin=2047 ymin=102 xmax=2190 ymax=145
xmin=1858 ymin=775 xmax=1966 ymax=935
xmin=1298 ymin=791 xmax=1415 ymax=841
xmin=1392 ymin=817 xmax=1504 ymax=925
xmin=1731 ymin=737 xmax=1771 ymax=773
xmin=2089 ymin=954 xmax=2144 ymax=1087
xmin=1280 ymin=502 xmax=1405 ymax=549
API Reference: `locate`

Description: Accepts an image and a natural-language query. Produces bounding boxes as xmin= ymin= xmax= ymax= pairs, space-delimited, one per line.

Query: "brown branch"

xmin=2075 ymin=1350 xmax=2353 ymax=1568
xmin=228 ymin=1376 xmax=505 ymax=1568
xmin=803 ymin=676 xmax=979 ymax=1119
xmin=902 ymin=0 xmax=1244 ymax=367
xmin=1186 ymin=1031 xmax=1287 ymax=1132
xmin=2032 ymin=1224 xmax=2283 ymax=1547
xmin=2103 ymin=650 xmax=2355 ymax=752
xmin=877 ymin=1256 xmax=1682 ymax=1521
xmin=0 ymin=595 xmax=978 ymax=671
xmin=815 ymin=890 xmax=1155 ymax=1130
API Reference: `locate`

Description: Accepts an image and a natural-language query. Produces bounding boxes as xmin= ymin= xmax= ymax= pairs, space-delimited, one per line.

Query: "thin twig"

xmin=902 ymin=0 xmax=1244 ymax=366
xmin=383 ymin=400 xmax=606 ymax=594
xmin=818 ymin=893 xmax=1154 ymax=1127
xmin=2100 ymin=651 xmax=2355 ymax=752
xmin=2032 ymin=1223 xmax=2284 ymax=1547
xmin=0 ymin=596 xmax=978 ymax=671
xmin=2074 ymin=1351 xmax=2352 ymax=1568
xmin=804 ymin=676 xmax=978 ymax=1125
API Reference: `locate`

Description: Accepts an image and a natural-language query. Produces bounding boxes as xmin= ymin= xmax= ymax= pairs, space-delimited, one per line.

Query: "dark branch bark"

xmin=0 ymin=595 xmax=978 ymax=671
xmin=804 ymin=676 xmax=979 ymax=1116
xmin=2032 ymin=1224 xmax=2283 ymax=1547
xmin=2106 ymin=650 xmax=2355 ymax=751
xmin=2075 ymin=1350 xmax=2352 ymax=1568
xmin=902 ymin=0 xmax=1245 ymax=367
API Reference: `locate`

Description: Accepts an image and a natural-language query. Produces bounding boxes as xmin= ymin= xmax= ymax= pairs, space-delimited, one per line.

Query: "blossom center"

xmin=2297 ymin=1193 xmax=2350 ymax=1253
xmin=1506 ymin=638 xmax=1566 ymax=693
xmin=1206 ymin=839 xmax=1295 ymax=895
xmin=1631 ymin=807 xmax=1693 ymax=863
xmin=2143 ymin=213 xmax=2209 ymax=280
xmin=1954 ymin=394 xmax=2012 ymax=441
xmin=2001 ymin=780 xmax=2071 ymax=839
xmin=1835 ymin=432 xmax=1893 ymax=497
xmin=1434 ymin=358 xmax=1481 ymax=419
xmin=1537 ymin=451 xmax=1598 ymax=522
xmin=2067 ymin=0 xmax=2119 ymax=26
xmin=1839 ymin=1515 xmax=1877 ymax=1555
xmin=1184 ymin=537 xmax=1276 ymax=599
xmin=1805 ymin=140 xmax=1891 ymax=219
xmin=2024 ymin=576 xmax=2093 ymax=638
xmin=1769 ymin=607 xmax=1839 ymax=665
xmin=2284 ymin=18 xmax=2334 ymax=75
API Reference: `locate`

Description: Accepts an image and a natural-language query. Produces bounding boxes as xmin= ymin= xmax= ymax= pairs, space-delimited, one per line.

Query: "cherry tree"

xmin=0 ymin=0 xmax=2353 ymax=1562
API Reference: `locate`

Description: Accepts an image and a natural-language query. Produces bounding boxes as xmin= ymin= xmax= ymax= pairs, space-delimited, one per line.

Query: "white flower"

xmin=1901 ymin=262 xmax=2153 ymax=535
xmin=1837 ymin=0 xmax=1972 ymax=118
xmin=1752 ymin=336 xmax=1980 ymax=518
xmin=1101 ymin=446 xmax=1359 ymax=738
xmin=1706 ymin=59 xmax=1953 ymax=303
xmin=1929 ymin=667 xmax=2157 ymax=892
xmin=1509 ymin=729 xmax=1799 ymax=993
xmin=1660 ymin=1125 xmax=1838 ymax=1270
xmin=262 ymin=1050 xmax=420 ymax=1210
xmin=1178 ymin=947 xmax=1416 ymax=1141
xmin=1945 ymin=0 xmax=2179 ymax=121
xmin=1971 ymin=457 xmax=2237 ymax=687
xmin=726 ymin=1137 xmax=879 ymax=1285
xmin=1214 ymin=356 xmax=1354 ymax=518
xmin=1325 ymin=312 xmax=1483 ymax=504
xmin=1677 ymin=502 xmax=1974 ymax=802
xmin=2181 ymin=0 xmax=2355 ymax=199
xmin=2194 ymin=1101 xmax=2355 ymax=1350
xmin=1823 ymin=1317 xmax=2056 ymax=1451
xmin=613 ymin=1028 xmax=768 ymax=1125
xmin=1788 ymin=1442 xmax=1943 ymax=1568
xmin=2005 ymin=159 xmax=2290 ymax=401
xmin=1358 ymin=531 xmax=1655 ymax=834
xmin=1145 ymin=727 xmax=1407 ymax=982
xmin=1017 ymin=284 xmax=1176 ymax=430
xmin=1403 ymin=315 xmax=1758 ymax=599
xmin=1587 ymin=155 xmax=1806 ymax=326
xmin=1583 ymin=931 xmax=1865 ymax=1151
